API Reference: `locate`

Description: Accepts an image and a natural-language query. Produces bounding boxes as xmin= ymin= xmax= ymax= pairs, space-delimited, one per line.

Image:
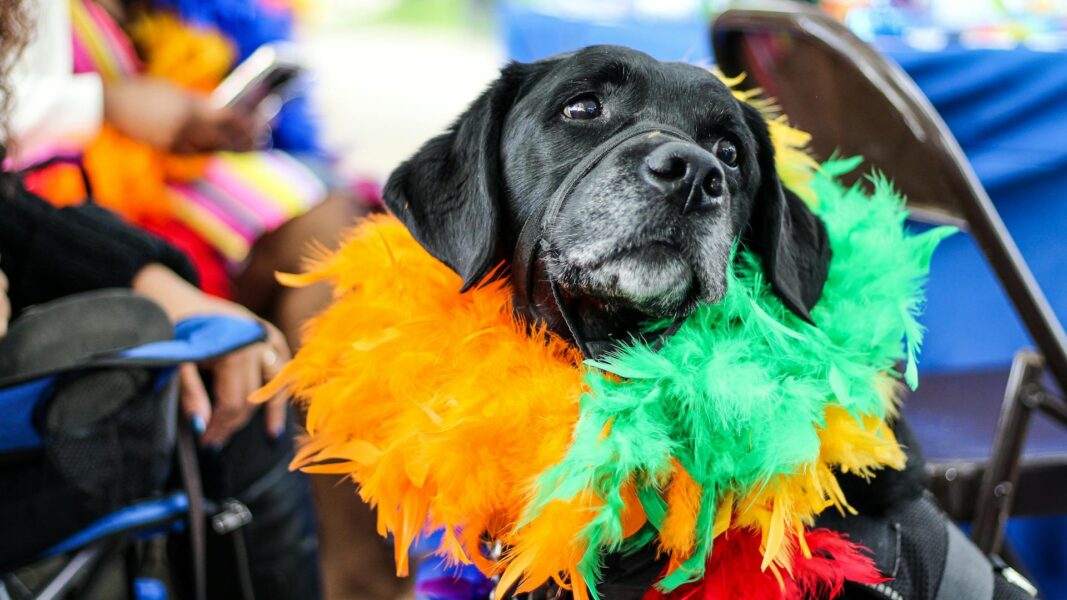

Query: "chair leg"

xmin=971 ymin=350 xmax=1045 ymax=555
xmin=1035 ymin=388 xmax=1067 ymax=427
xmin=33 ymin=541 xmax=111 ymax=600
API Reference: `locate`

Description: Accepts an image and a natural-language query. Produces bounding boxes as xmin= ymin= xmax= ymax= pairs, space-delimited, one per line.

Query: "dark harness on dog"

xmin=511 ymin=122 xmax=695 ymax=358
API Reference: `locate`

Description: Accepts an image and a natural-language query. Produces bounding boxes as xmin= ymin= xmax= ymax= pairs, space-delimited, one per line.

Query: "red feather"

xmin=643 ymin=529 xmax=886 ymax=600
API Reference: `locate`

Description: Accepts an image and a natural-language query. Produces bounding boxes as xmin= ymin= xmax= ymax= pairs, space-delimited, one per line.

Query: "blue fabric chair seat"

xmin=906 ymin=369 xmax=1067 ymax=465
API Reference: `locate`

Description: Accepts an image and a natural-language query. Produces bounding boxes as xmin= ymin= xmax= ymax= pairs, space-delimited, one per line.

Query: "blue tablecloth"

xmin=500 ymin=4 xmax=1067 ymax=373
xmin=499 ymin=3 xmax=713 ymax=64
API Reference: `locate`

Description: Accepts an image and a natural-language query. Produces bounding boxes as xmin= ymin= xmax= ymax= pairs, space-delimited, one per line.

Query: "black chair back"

xmin=711 ymin=1 xmax=1067 ymax=555
xmin=712 ymin=1 xmax=1067 ymax=392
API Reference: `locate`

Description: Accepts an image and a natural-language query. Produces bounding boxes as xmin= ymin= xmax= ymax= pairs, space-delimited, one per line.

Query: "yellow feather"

xmin=761 ymin=497 xmax=787 ymax=572
xmin=713 ymin=70 xmax=820 ymax=205
xmin=712 ymin=491 xmax=734 ymax=538
xmin=718 ymin=399 xmax=906 ymax=572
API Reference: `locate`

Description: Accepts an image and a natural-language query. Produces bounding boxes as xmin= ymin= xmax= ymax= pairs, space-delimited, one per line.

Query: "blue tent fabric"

xmin=499 ymin=2 xmax=712 ymax=65
xmin=885 ymin=47 xmax=1067 ymax=372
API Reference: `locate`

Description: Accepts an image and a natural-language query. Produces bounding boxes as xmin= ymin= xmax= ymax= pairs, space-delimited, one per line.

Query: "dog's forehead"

xmin=534 ymin=46 xmax=740 ymax=117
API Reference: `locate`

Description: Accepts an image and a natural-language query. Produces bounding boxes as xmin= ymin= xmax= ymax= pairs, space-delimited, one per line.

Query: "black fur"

xmin=740 ymin=102 xmax=831 ymax=323
xmin=384 ymin=46 xmax=831 ymax=337
xmin=383 ymin=63 xmax=541 ymax=290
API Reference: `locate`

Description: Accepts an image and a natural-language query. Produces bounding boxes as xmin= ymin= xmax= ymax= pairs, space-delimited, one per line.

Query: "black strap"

xmin=175 ymin=398 xmax=207 ymax=600
xmin=935 ymin=521 xmax=994 ymax=600
xmin=511 ymin=123 xmax=694 ymax=358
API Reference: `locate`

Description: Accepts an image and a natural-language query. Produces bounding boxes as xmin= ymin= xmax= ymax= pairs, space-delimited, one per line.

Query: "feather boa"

xmin=260 ymin=111 xmax=953 ymax=596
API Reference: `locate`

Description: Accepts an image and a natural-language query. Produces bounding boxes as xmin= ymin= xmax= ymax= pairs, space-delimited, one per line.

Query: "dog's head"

xmin=385 ymin=46 xmax=830 ymax=350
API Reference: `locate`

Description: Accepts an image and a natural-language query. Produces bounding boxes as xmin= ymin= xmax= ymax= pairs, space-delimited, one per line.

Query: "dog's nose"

xmin=641 ymin=141 xmax=726 ymax=214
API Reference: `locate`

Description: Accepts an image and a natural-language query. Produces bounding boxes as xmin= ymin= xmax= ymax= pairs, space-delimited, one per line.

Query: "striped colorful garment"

xmin=27 ymin=0 xmax=326 ymax=296
xmin=70 ymin=0 xmax=140 ymax=80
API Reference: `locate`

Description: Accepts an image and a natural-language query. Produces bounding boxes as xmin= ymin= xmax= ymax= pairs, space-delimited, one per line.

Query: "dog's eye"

xmin=562 ymin=95 xmax=602 ymax=120
xmin=716 ymin=139 xmax=739 ymax=167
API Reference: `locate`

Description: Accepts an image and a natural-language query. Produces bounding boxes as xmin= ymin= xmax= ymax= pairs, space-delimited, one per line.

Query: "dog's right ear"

xmin=384 ymin=62 xmax=537 ymax=291
xmin=739 ymin=101 xmax=831 ymax=324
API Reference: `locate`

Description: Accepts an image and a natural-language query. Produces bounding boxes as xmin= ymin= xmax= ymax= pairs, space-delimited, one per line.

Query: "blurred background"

xmin=302 ymin=0 xmax=1067 ymax=375
xmin=295 ymin=1 xmax=1067 ymax=597
xmin=7 ymin=1 xmax=1067 ymax=598
xmin=307 ymin=0 xmax=1067 ymax=179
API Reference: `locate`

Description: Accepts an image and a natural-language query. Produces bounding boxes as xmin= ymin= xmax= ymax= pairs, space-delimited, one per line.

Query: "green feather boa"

xmin=524 ymin=158 xmax=956 ymax=593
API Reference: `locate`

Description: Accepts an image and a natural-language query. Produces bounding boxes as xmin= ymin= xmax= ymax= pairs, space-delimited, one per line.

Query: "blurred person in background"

xmin=7 ymin=1 xmax=406 ymax=598
xmin=0 ymin=1 xmax=325 ymax=598
xmin=8 ymin=0 xmax=367 ymax=348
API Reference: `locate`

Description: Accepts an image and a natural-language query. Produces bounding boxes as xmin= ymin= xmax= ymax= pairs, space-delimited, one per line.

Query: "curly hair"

xmin=0 ymin=0 xmax=32 ymax=164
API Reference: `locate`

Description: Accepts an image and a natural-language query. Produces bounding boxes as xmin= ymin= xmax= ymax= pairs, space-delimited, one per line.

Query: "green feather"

xmin=522 ymin=160 xmax=955 ymax=595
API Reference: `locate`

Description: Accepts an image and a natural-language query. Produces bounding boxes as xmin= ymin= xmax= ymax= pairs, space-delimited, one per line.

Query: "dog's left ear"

xmin=384 ymin=62 xmax=537 ymax=291
xmin=740 ymin=102 xmax=831 ymax=323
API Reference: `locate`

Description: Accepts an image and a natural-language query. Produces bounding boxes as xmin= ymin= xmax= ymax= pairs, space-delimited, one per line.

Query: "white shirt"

xmin=7 ymin=0 xmax=104 ymax=165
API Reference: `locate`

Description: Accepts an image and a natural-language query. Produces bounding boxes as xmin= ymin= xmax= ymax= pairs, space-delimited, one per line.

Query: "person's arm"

xmin=8 ymin=1 xmax=104 ymax=160
xmin=0 ymin=179 xmax=288 ymax=443
xmin=6 ymin=1 xmax=263 ymax=163
xmin=132 ymin=264 xmax=289 ymax=444
xmin=0 ymin=180 xmax=197 ymax=315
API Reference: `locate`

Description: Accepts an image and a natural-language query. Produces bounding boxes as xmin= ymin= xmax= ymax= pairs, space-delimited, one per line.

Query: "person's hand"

xmin=103 ymin=77 xmax=265 ymax=154
xmin=0 ymin=269 xmax=9 ymax=339
xmin=172 ymin=100 xmax=265 ymax=154
xmin=177 ymin=319 xmax=290 ymax=446
xmin=132 ymin=264 xmax=290 ymax=446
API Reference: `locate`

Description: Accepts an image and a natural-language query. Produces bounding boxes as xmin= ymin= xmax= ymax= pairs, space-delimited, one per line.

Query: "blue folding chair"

xmin=0 ymin=295 xmax=265 ymax=600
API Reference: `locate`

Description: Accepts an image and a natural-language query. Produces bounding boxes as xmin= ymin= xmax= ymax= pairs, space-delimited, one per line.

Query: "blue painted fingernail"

xmin=271 ymin=422 xmax=285 ymax=439
xmin=191 ymin=414 xmax=206 ymax=435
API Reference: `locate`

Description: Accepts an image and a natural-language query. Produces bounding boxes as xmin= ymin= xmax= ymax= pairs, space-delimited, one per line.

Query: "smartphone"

xmin=211 ymin=43 xmax=303 ymax=113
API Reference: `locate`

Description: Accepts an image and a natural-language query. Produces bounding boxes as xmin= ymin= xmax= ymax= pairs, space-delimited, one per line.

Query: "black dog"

xmin=383 ymin=46 xmax=1034 ymax=600
xmin=385 ymin=45 xmax=828 ymax=357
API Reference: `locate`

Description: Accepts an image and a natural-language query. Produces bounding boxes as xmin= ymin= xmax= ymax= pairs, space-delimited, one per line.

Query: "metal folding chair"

xmin=711 ymin=0 xmax=1067 ymax=557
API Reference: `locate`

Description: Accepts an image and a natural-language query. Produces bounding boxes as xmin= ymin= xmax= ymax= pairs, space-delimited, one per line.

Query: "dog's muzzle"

xmin=511 ymin=122 xmax=696 ymax=358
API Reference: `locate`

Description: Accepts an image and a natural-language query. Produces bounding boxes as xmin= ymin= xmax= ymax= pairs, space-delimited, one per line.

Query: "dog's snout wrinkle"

xmin=641 ymin=141 xmax=726 ymax=214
